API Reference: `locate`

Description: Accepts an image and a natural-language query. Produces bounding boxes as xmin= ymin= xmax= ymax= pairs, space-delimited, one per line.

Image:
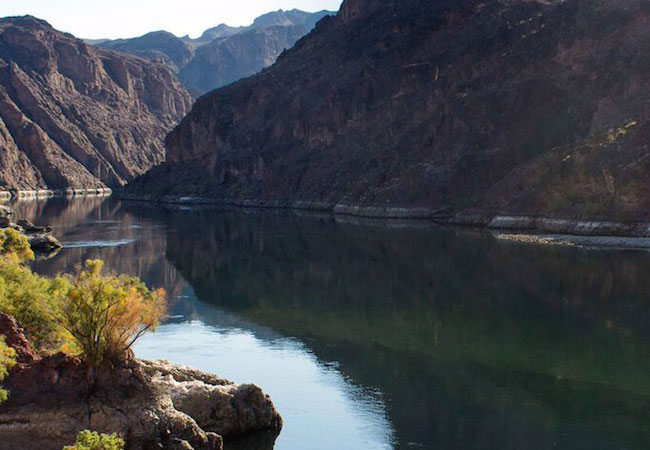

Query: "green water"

xmin=15 ymin=197 xmax=650 ymax=450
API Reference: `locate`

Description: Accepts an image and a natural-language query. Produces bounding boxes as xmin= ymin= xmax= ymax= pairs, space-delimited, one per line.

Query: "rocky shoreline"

xmin=0 ymin=204 xmax=62 ymax=254
xmin=117 ymin=194 xmax=650 ymax=241
xmin=0 ymin=314 xmax=282 ymax=450
xmin=0 ymin=189 xmax=112 ymax=201
xmin=0 ymin=202 xmax=284 ymax=449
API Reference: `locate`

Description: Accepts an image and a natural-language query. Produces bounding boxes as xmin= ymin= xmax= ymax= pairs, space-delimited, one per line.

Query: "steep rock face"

xmin=96 ymin=10 xmax=334 ymax=94
xmin=0 ymin=16 xmax=191 ymax=191
xmin=127 ymin=0 xmax=650 ymax=222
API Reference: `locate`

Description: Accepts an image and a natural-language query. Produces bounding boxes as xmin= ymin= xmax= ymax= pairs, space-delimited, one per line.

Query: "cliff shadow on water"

xmin=124 ymin=203 xmax=650 ymax=450
xmin=22 ymin=198 xmax=650 ymax=450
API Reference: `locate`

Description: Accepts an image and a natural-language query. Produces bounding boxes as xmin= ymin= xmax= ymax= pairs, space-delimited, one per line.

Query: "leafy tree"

xmin=62 ymin=430 xmax=125 ymax=450
xmin=0 ymin=337 xmax=15 ymax=403
xmin=55 ymin=260 xmax=166 ymax=374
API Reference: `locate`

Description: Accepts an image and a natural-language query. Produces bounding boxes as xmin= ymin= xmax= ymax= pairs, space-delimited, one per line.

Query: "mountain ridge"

xmin=0 ymin=15 xmax=192 ymax=191
xmin=95 ymin=9 xmax=335 ymax=94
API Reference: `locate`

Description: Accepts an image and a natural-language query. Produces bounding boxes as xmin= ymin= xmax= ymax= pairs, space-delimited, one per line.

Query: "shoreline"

xmin=0 ymin=188 xmax=112 ymax=201
xmin=116 ymin=193 xmax=650 ymax=243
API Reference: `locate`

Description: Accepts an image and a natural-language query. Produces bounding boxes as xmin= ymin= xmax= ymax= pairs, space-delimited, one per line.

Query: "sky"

xmin=0 ymin=0 xmax=344 ymax=40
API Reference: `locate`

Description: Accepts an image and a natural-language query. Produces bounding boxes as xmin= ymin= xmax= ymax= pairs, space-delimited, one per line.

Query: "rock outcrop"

xmin=96 ymin=9 xmax=334 ymax=94
xmin=0 ymin=314 xmax=282 ymax=450
xmin=0 ymin=204 xmax=62 ymax=254
xmin=125 ymin=0 xmax=650 ymax=224
xmin=0 ymin=16 xmax=192 ymax=192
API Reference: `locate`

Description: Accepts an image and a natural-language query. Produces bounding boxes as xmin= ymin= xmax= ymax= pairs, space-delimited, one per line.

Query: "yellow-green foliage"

xmin=0 ymin=337 xmax=16 ymax=403
xmin=0 ymin=228 xmax=33 ymax=263
xmin=604 ymin=119 xmax=637 ymax=144
xmin=62 ymin=430 xmax=125 ymax=450
xmin=0 ymin=261 xmax=65 ymax=350
xmin=0 ymin=228 xmax=61 ymax=349
xmin=54 ymin=260 xmax=166 ymax=368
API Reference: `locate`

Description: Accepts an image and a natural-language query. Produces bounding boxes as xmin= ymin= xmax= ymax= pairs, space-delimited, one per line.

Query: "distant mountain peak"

xmin=92 ymin=9 xmax=335 ymax=94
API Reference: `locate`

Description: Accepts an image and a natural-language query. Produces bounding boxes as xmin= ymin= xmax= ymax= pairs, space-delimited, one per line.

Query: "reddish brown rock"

xmin=0 ymin=16 xmax=192 ymax=191
xmin=0 ymin=313 xmax=35 ymax=367
xmin=0 ymin=315 xmax=281 ymax=450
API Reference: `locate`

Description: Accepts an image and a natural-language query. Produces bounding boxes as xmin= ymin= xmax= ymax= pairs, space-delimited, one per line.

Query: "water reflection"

xmin=14 ymin=197 xmax=650 ymax=450
xmin=136 ymin=318 xmax=394 ymax=450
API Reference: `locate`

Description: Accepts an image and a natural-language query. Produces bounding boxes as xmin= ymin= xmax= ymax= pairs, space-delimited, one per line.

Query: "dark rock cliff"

xmin=0 ymin=16 xmax=192 ymax=191
xmin=127 ymin=0 xmax=650 ymax=222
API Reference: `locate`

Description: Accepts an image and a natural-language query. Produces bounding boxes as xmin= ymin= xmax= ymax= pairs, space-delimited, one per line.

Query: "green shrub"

xmin=0 ymin=228 xmax=33 ymax=263
xmin=0 ymin=261 xmax=65 ymax=350
xmin=0 ymin=337 xmax=15 ymax=403
xmin=54 ymin=260 xmax=166 ymax=372
xmin=62 ymin=430 xmax=125 ymax=450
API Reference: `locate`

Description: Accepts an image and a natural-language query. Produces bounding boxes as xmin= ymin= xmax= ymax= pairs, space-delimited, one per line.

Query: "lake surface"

xmin=13 ymin=197 xmax=650 ymax=450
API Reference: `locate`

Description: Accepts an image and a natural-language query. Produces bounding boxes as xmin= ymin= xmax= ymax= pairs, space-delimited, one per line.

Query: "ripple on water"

xmin=62 ymin=238 xmax=136 ymax=248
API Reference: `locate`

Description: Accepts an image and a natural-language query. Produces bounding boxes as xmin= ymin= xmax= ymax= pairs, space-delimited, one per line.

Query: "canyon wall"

xmin=0 ymin=16 xmax=192 ymax=192
xmin=127 ymin=0 xmax=650 ymax=222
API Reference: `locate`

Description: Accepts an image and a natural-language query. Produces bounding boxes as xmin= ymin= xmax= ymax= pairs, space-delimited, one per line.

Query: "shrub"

xmin=0 ymin=261 xmax=64 ymax=350
xmin=0 ymin=337 xmax=15 ymax=403
xmin=62 ymin=430 xmax=125 ymax=450
xmin=0 ymin=228 xmax=33 ymax=263
xmin=54 ymin=260 xmax=166 ymax=372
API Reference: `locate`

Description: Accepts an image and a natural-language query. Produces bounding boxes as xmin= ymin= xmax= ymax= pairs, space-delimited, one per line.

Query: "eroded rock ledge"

xmin=0 ymin=314 xmax=282 ymax=450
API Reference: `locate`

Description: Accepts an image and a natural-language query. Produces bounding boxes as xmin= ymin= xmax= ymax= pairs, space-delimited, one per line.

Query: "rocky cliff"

xmin=125 ymin=0 xmax=650 ymax=223
xmin=97 ymin=9 xmax=334 ymax=94
xmin=0 ymin=16 xmax=192 ymax=192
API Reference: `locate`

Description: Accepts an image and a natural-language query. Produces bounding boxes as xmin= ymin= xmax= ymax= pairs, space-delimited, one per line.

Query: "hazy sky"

xmin=0 ymin=0 xmax=344 ymax=39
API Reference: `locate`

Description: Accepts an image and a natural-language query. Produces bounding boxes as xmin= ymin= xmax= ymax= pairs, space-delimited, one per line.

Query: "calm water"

xmin=13 ymin=197 xmax=650 ymax=450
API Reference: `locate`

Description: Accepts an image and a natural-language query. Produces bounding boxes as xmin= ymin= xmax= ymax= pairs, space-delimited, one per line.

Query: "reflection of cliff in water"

xmin=21 ymin=199 xmax=650 ymax=449
xmin=16 ymin=198 xmax=189 ymax=301
xmin=142 ymin=207 xmax=650 ymax=450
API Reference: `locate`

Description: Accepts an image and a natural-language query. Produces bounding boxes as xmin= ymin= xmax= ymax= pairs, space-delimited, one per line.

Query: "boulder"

xmin=141 ymin=360 xmax=283 ymax=438
xmin=26 ymin=232 xmax=62 ymax=253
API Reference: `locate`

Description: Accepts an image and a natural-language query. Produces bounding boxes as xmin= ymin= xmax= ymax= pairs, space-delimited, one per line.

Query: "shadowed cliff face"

xmin=0 ymin=16 xmax=192 ymax=191
xmin=127 ymin=0 xmax=650 ymax=222
xmin=143 ymin=207 xmax=650 ymax=450
xmin=21 ymin=200 xmax=650 ymax=449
